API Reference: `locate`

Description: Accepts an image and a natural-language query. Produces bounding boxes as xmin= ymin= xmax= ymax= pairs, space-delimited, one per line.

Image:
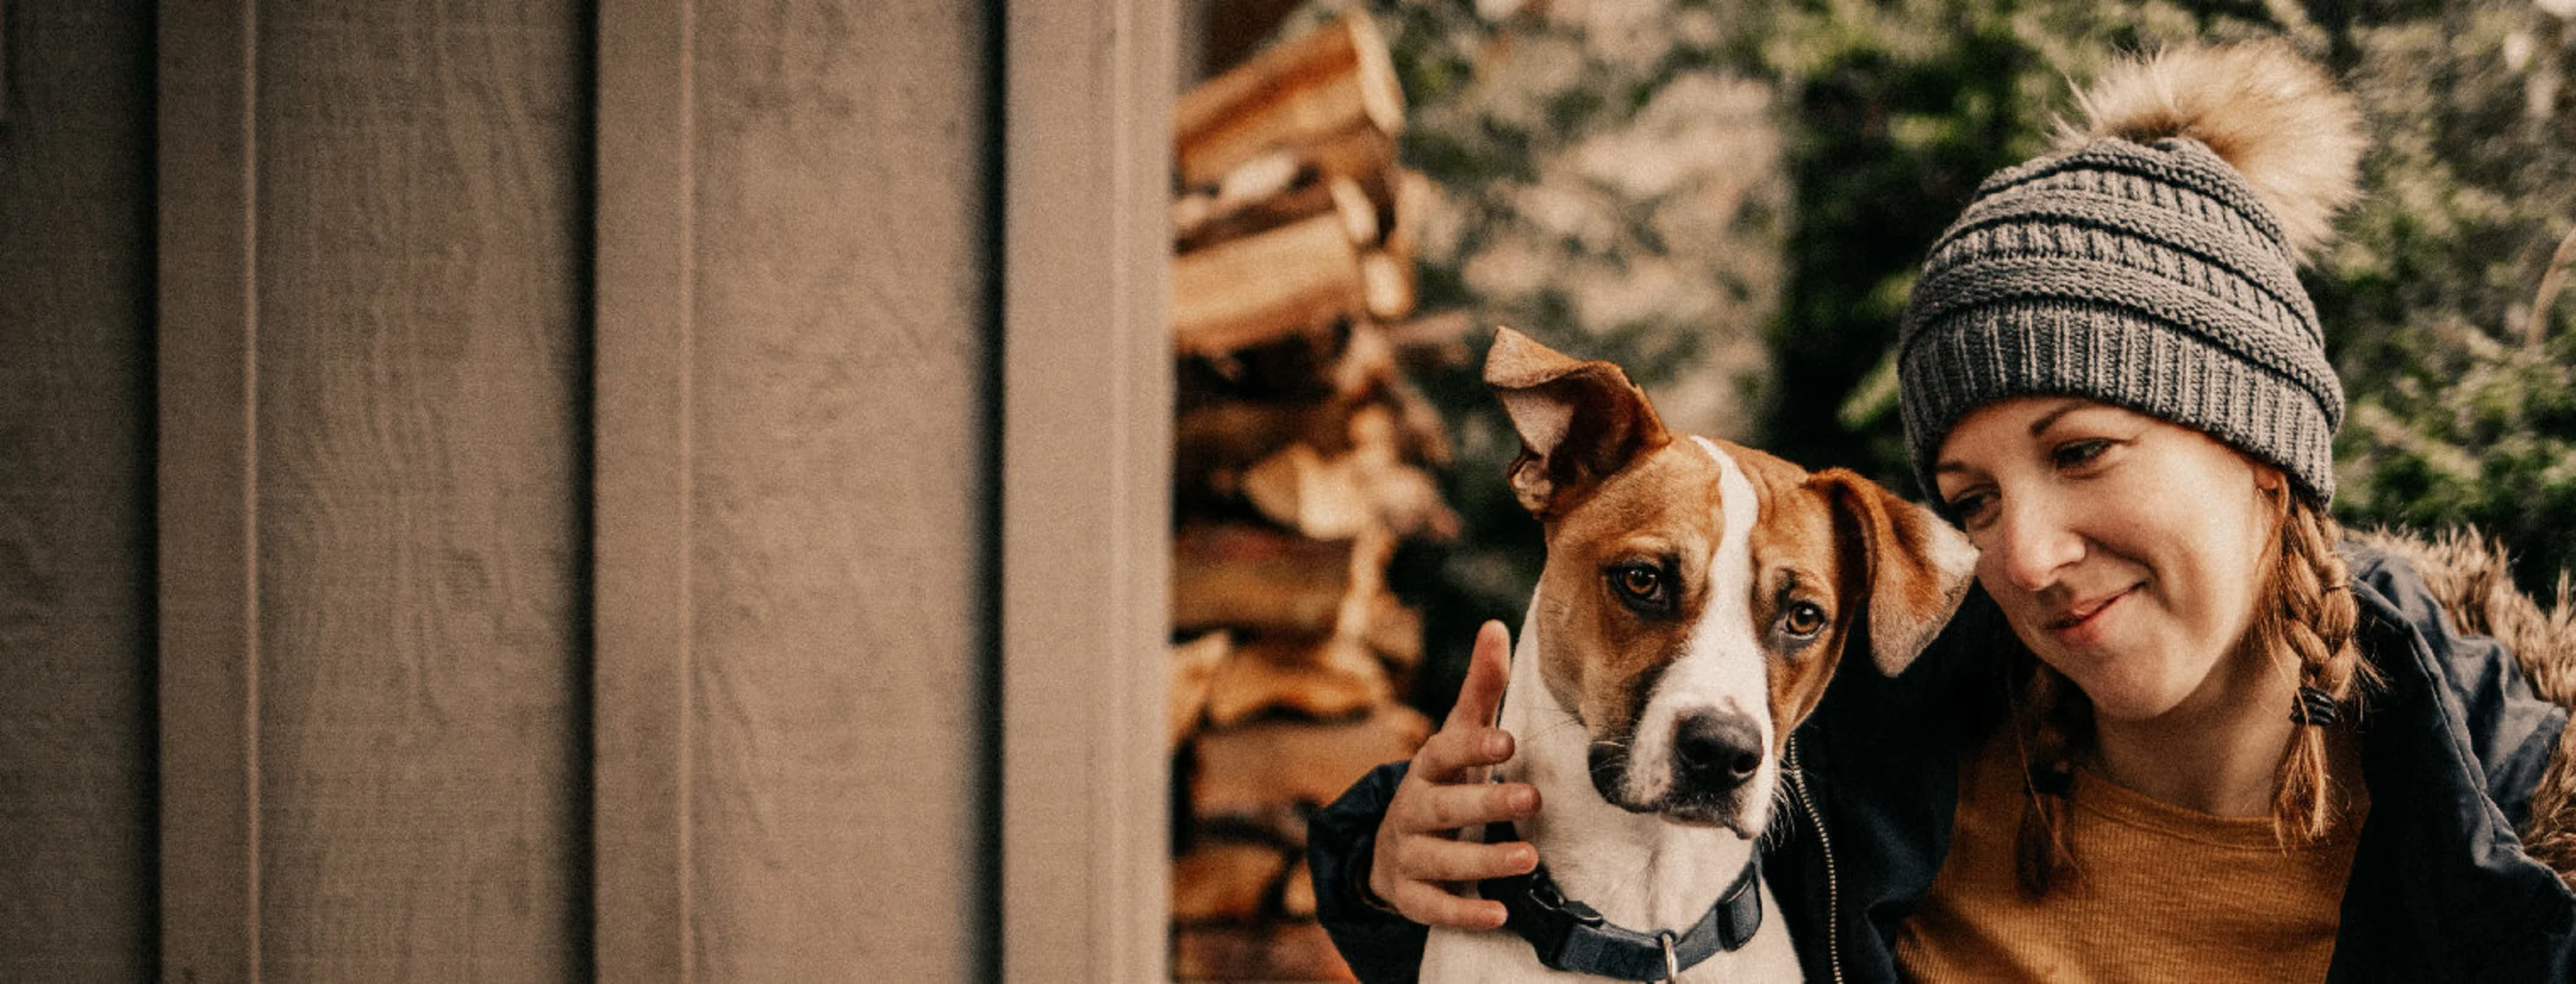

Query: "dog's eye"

xmin=1782 ymin=601 xmax=1827 ymax=639
xmin=1607 ymin=562 xmax=1671 ymax=613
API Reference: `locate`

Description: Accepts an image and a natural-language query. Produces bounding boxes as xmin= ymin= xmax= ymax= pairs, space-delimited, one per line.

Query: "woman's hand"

xmin=1365 ymin=620 xmax=1543 ymax=929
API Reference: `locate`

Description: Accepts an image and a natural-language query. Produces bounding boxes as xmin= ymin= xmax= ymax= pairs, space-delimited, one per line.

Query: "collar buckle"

xmin=1525 ymin=878 xmax=1605 ymax=927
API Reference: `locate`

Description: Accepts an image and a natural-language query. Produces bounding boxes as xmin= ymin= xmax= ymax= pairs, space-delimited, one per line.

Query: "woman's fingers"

xmin=1411 ymin=723 xmax=1514 ymax=785
xmin=1381 ymin=881 xmax=1510 ymax=931
xmin=1443 ymin=620 xmax=1513 ymax=734
xmin=1363 ymin=620 xmax=1540 ymax=929
xmin=1371 ymin=778 xmax=1540 ymax=925
xmin=1416 ymin=621 xmax=1516 ymax=785
xmin=1387 ymin=833 xmax=1537 ymax=884
xmin=1396 ymin=777 xmax=1538 ymax=834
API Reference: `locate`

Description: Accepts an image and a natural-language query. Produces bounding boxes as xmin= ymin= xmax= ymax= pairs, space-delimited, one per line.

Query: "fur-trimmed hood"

xmin=2354 ymin=528 xmax=2576 ymax=886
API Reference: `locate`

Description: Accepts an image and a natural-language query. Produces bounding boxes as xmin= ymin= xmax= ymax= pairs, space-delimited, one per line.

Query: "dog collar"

xmin=1477 ymin=822 xmax=1764 ymax=981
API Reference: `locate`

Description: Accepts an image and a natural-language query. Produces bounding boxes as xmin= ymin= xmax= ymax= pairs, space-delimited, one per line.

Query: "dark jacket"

xmin=1309 ymin=538 xmax=2576 ymax=982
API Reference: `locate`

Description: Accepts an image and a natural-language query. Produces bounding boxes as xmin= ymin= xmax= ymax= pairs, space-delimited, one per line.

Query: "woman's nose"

xmin=1991 ymin=494 xmax=2083 ymax=592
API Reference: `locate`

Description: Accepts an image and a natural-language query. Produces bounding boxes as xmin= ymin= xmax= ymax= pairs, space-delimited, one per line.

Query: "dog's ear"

xmin=1810 ymin=469 xmax=1978 ymax=677
xmin=1485 ymin=326 xmax=1670 ymax=519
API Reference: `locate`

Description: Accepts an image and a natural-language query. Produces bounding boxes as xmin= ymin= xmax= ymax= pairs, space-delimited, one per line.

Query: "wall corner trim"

xmin=998 ymin=0 xmax=1177 ymax=980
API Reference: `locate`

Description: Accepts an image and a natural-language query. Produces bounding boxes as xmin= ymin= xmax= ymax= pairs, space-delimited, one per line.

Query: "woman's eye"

xmin=1783 ymin=601 xmax=1827 ymax=638
xmin=1943 ymin=490 xmax=1996 ymax=527
xmin=2050 ymin=438 xmax=2112 ymax=469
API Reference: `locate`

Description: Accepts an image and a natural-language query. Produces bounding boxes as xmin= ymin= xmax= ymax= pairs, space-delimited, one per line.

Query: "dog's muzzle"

xmin=1587 ymin=708 xmax=1770 ymax=835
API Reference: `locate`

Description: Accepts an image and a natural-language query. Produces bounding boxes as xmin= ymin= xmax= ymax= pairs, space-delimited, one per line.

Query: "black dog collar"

xmin=1476 ymin=822 xmax=1764 ymax=981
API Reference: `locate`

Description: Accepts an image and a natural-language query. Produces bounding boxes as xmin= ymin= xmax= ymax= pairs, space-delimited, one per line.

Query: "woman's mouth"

xmin=2046 ymin=585 xmax=2141 ymax=646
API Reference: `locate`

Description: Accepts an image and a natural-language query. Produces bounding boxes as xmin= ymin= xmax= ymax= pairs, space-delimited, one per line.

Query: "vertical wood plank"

xmin=0 ymin=1 xmax=158 ymax=978
xmin=594 ymin=0 xmax=695 ymax=979
xmin=999 ymin=0 xmax=1174 ymax=980
xmin=156 ymin=1 xmax=261 ymax=980
xmin=249 ymin=3 xmax=591 ymax=977
xmin=684 ymin=3 xmax=997 ymax=978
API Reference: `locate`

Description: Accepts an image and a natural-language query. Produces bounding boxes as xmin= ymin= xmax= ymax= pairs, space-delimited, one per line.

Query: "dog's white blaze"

xmin=1621 ymin=437 xmax=1776 ymax=824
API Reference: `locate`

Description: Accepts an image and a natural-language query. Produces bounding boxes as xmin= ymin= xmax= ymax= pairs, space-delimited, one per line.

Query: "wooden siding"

xmin=247 ymin=2 xmax=592 ymax=978
xmin=0 ymin=0 xmax=1168 ymax=978
xmin=685 ymin=1 xmax=996 ymax=978
xmin=0 ymin=2 xmax=158 ymax=978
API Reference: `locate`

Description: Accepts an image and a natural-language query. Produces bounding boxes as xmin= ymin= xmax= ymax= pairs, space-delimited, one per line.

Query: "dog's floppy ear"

xmin=1810 ymin=469 xmax=1978 ymax=677
xmin=1485 ymin=326 xmax=1671 ymax=519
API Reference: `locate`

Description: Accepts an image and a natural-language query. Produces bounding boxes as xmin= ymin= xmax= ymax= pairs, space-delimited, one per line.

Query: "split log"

xmin=1324 ymin=320 xmax=1401 ymax=399
xmin=1239 ymin=443 xmax=1374 ymax=540
xmin=1173 ymin=210 xmax=1367 ymax=358
xmin=1360 ymin=250 xmax=1418 ymax=321
xmin=1174 ymin=10 xmax=1404 ymax=188
xmin=1360 ymin=592 xmax=1424 ymax=671
xmin=1237 ymin=440 xmax=1455 ymax=541
xmin=1282 ymin=859 xmax=1319 ymax=918
xmin=1173 ymin=524 xmax=1404 ymax=640
xmin=1332 ymin=525 xmax=1399 ymax=637
xmin=1176 ymin=323 xmax=1347 ymax=404
xmin=1172 ymin=148 xmax=1301 ymax=242
xmin=1298 ymin=124 xmax=1401 ymax=187
xmin=1170 ymin=632 xmax=1233 ymax=750
xmin=1174 ymin=376 xmax=1444 ymax=496
xmin=1172 ymin=840 xmax=1292 ymax=923
xmin=1190 ymin=704 xmax=1433 ymax=821
xmin=1203 ymin=635 xmax=1392 ymax=728
xmin=1177 ymin=171 xmax=1382 ymax=257
xmin=1389 ymin=167 xmax=1435 ymax=253
xmin=1172 ymin=523 xmax=1353 ymax=636
xmin=1175 ymin=398 xmax=1351 ymax=501
xmin=1328 ymin=176 xmax=1382 ymax=247
xmin=1173 ymin=922 xmax=1357 ymax=982
xmin=1385 ymin=377 xmax=1455 ymax=468
xmin=1359 ymin=168 xmax=1433 ymax=320
xmin=1220 ymin=148 xmax=1306 ymax=203
xmin=1239 ymin=406 xmax=1460 ymax=540
xmin=1383 ymin=310 xmax=1478 ymax=372
xmin=1174 ymin=130 xmax=1400 ymax=251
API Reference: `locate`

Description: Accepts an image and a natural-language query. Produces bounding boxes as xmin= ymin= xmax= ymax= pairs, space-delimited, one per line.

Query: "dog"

xmin=1419 ymin=329 xmax=1976 ymax=982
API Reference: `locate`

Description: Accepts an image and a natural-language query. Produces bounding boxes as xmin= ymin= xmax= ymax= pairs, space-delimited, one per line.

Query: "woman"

xmin=1308 ymin=41 xmax=2576 ymax=981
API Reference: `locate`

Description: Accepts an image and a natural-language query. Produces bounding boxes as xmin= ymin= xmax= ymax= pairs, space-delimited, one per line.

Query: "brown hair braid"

xmin=2010 ymin=654 xmax=2090 ymax=897
xmin=2008 ymin=489 xmax=2373 ymax=897
xmin=2252 ymin=495 xmax=2377 ymax=844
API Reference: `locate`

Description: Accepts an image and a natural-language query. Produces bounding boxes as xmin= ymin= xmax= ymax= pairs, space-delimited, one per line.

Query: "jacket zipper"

xmin=1784 ymin=736 xmax=1845 ymax=984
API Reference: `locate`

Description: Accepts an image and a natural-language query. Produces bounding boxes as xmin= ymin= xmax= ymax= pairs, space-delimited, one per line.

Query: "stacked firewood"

xmin=1167 ymin=11 xmax=1467 ymax=981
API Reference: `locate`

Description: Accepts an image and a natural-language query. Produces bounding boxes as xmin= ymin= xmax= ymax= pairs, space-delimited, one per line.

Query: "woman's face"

xmin=1932 ymin=397 xmax=2282 ymax=723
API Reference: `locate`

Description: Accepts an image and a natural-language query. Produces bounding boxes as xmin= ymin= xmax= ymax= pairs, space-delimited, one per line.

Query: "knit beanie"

xmin=1897 ymin=41 xmax=2365 ymax=504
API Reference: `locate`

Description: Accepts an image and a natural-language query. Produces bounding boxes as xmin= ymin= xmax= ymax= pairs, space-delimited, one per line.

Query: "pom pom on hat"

xmin=2056 ymin=40 xmax=2365 ymax=262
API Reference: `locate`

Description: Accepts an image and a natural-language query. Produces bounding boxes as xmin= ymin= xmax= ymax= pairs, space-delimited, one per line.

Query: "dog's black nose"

xmin=1673 ymin=711 xmax=1763 ymax=791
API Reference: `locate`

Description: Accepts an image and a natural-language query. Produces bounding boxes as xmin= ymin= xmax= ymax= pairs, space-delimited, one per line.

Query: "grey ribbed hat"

xmin=1896 ymin=134 xmax=2344 ymax=504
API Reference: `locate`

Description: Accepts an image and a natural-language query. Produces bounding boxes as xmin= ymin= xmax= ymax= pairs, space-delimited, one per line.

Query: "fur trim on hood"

xmin=2353 ymin=528 xmax=2576 ymax=886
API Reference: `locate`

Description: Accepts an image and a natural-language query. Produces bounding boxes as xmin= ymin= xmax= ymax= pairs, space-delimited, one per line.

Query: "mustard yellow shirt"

xmin=1894 ymin=731 xmax=2364 ymax=982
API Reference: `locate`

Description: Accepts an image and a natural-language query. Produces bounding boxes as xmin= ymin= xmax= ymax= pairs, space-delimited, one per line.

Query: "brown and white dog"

xmin=1420 ymin=329 xmax=1976 ymax=983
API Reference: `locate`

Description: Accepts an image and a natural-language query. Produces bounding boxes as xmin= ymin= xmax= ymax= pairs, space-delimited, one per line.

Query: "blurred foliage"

xmin=2322 ymin=4 xmax=2576 ymax=590
xmin=1277 ymin=0 xmax=2576 ymax=712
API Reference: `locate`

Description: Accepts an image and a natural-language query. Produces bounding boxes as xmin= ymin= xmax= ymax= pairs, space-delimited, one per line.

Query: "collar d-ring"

xmin=1659 ymin=929 xmax=1681 ymax=982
